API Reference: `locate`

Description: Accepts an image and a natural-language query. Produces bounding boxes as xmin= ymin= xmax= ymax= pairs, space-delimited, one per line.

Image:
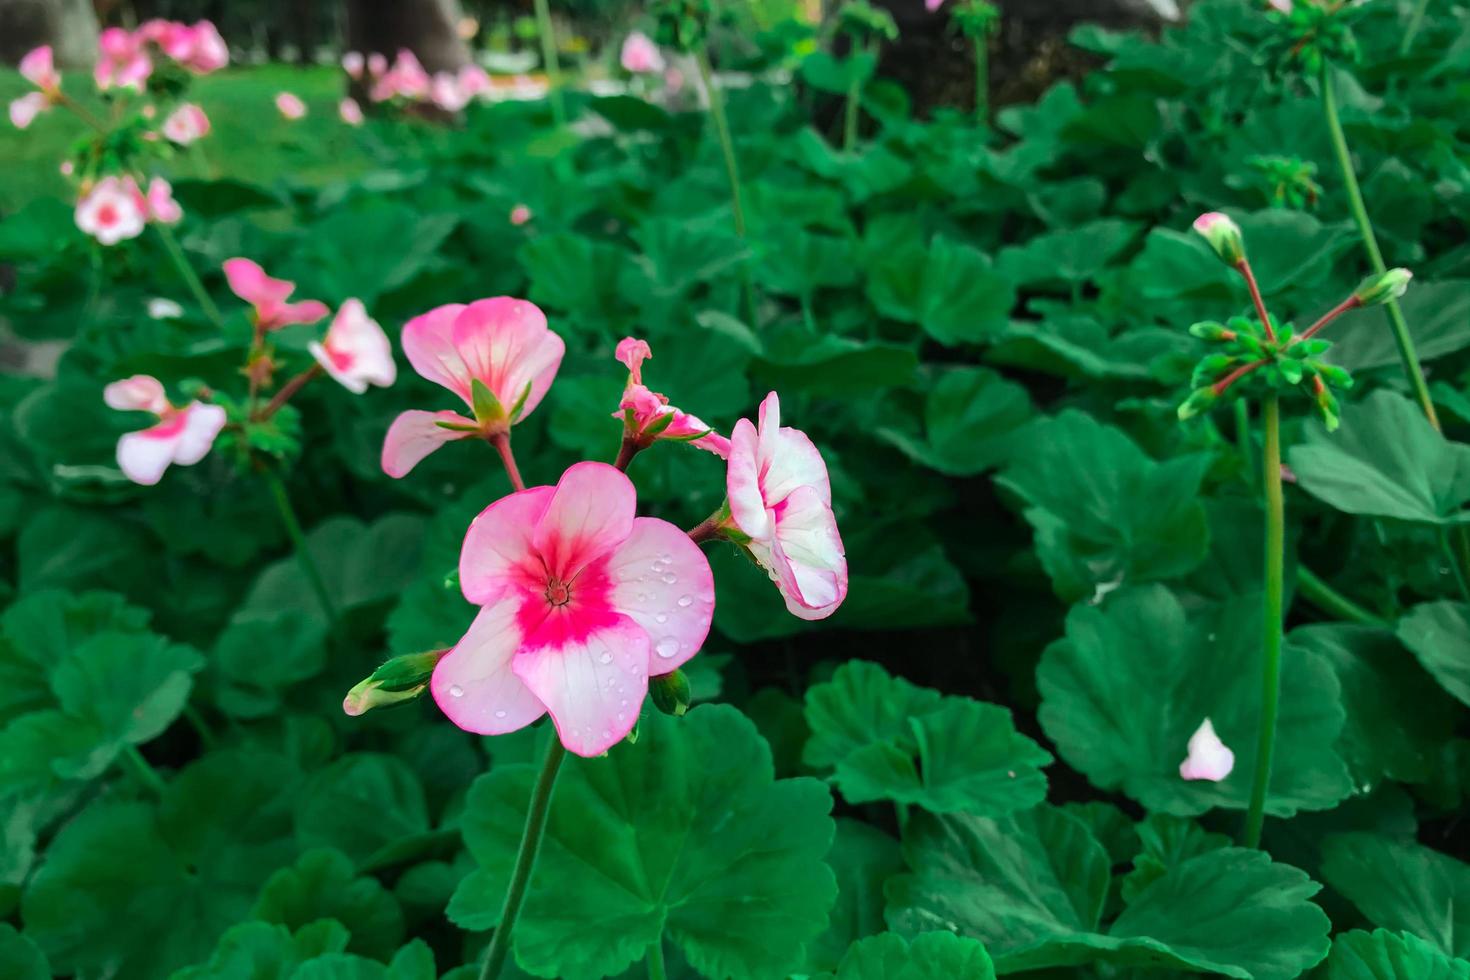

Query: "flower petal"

xmin=764 ymin=428 xmax=831 ymax=507
xmin=401 ymin=303 xmax=472 ymax=403
xmin=432 ymin=601 xmax=546 ymax=735
xmin=172 ymin=402 xmax=226 ymax=465
xmin=381 ymin=409 xmax=475 ymax=478
xmin=602 ymin=517 xmax=714 ymax=671
xmin=117 ymin=424 xmax=184 ymax=486
xmin=460 ymin=486 xmax=556 ymax=605
xmin=512 ymin=614 xmax=649 ymax=757
xmin=450 ymin=298 xmax=564 ymax=420
xmin=770 ymin=485 xmax=847 ymax=620
xmin=531 ymin=461 xmax=636 ymax=581
xmin=726 ymin=417 xmax=770 ymax=540
xmin=223 ymin=257 xmax=292 ymax=307
xmin=104 ymin=374 xmax=168 ymax=414
xmin=614 ymin=337 xmax=652 ymax=383
xmin=1179 ymin=718 xmax=1235 ymax=781
xmin=275 ymin=299 xmax=329 ymax=329
xmin=9 ymin=92 xmax=46 ymax=129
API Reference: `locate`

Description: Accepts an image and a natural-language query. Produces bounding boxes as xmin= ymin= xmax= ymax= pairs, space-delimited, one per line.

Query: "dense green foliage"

xmin=4 ymin=0 xmax=1470 ymax=976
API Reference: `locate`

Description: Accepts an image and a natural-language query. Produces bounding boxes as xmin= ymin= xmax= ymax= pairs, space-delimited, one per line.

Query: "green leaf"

xmin=1397 ymin=601 xmax=1470 ymax=708
xmin=1321 ymin=834 xmax=1470 ymax=959
xmin=878 ymin=236 xmax=1015 ymax=346
xmin=755 ymin=225 xmax=857 ymax=297
xmin=829 ymin=931 xmax=996 ymax=980
xmin=878 ymin=368 xmax=1034 ymax=476
xmin=214 ymin=610 xmax=329 ymax=719
xmin=519 ymin=233 xmax=630 ymax=319
xmin=1318 ymin=929 xmax=1470 ymax=979
xmin=1288 ymin=390 xmax=1470 ymax=525
xmin=293 ymin=203 xmax=458 ymax=304
xmin=1118 ymin=813 xmax=1230 ymax=903
xmin=50 ymin=631 xmax=203 ymax=747
xmin=292 ymin=754 xmax=430 ymax=869
xmin=0 ymin=924 xmax=49 ymax=980
xmin=1037 ymin=586 xmax=1352 ymax=816
xmin=1329 ymin=280 xmax=1470 ymax=371
xmin=450 ymin=706 xmax=836 ymax=980
xmin=252 ymin=849 xmax=404 ymax=961
xmin=996 ymin=411 xmax=1212 ymax=602
xmin=996 ymin=218 xmax=1140 ymax=287
xmin=887 ymin=807 xmax=1330 ymax=977
xmin=171 ymin=920 xmax=351 ymax=980
xmin=805 ymin=819 xmax=906 ymax=974
xmin=756 ymin=335 xmax=918 ymax=397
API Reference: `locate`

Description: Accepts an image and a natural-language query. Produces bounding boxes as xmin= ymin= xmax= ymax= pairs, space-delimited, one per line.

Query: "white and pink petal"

xmin=512 ymin=614 xmax=650 ymax=757
xmin=432 ymin=601 xmax=547 ymax=735
xmin=602 ymin=517 xmax=715 ymax=671
xmin=381 ymin=409 xmax=476 ymax=478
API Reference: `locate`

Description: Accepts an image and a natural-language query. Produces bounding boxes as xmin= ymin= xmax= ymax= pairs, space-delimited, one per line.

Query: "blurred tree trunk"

xmin=0 ymin=0 xmax=98 ymax=67
xmin=344 ymin=0 xmax=471 ymax=72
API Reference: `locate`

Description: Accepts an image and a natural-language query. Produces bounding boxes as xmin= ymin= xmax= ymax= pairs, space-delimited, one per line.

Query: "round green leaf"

xmin=1320 ymin=929 xmax=1470 ymax=979
xmin=292 ymin=754 xmax=431 ymax=869
xmin=831 ymin=931 xmax=996 ymax=980
xmin=1397 ymin=601 xmax=1470 ymax=708
xmin=252 ymin=849 xmax=404 ymax=961
xmin=451 ymin=705 xmax=837 ymax=980
xmin=805 ymin=819 xmax=906 ymax=974
xmin=0 ymin=924 xmax=49 ymax=980
xmin=1322 ymin=834 xmax=1470 ymax=959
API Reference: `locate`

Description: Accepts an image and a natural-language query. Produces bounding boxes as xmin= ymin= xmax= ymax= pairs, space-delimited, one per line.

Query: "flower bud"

xmin=1177 ymin=386 xmax=1218 ymax=421
xmin=1352 ymin=268 xmax=1412 ymax=307
xmin=343 ymin=649 xmax=446 ymax=716
xmin=649 ymin=670 xmax=692 ymax=717
xmin=1189 ymin=320 xmax=1236 ymax=342
xmin=1192 ymin=212 xmax=1245 ymax=266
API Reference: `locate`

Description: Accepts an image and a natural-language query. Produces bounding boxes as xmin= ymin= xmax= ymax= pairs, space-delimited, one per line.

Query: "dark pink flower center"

xmin=96 ymin=203 xmax=119 ymax=227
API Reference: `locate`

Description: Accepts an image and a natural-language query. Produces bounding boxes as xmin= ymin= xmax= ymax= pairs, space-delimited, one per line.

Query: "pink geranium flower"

xmin=162 ymin=103 xmax=210 ymax=143
xmin=342 ymin=51 xmax=365 ymax=79
xmin=381 ymin=298 xmax=565 ymax=477
xmin=339 ymin=97 xmax=364 ymax=126
xmin=275 ymin=91 xmax=307 ymax=119
xmin=433 ymin=461 xmax=715 ymax=755
xmin=614 ymin=337 xmax=731 ymax=457
xmin=75 ymin=177 xmax=147 ymax=245
xmin=367 ymin=52 xmax=389 ymax=77
xmin=309 ymin=298 xmax=396 ymax=393
xmin=223 ymin=258 xmax=329 ymax=331
xmin=509 ymin=204 xmax=532 ymax=226
xmin=1179 ymin=718 xmax=1235 ymax=781
xmin=727 ymin=392 xmax=847 ymax=619
xmin=144 ymin=177 xmax=182 ymax=224
xmin=11 ymin=45 xmax=61 ymax=128
xmin=620 ymin=32 xmax=665 ymax=74
xmin=145 ymin=20 xmax=228 ymax=73
xmin=370 ymin=49 xmax=431 ymax=102
xmin=430 ymin=71 xmax=471 ymax=111
xmin=104 ymin=375 xmax=227 ymax=486
xmin=95 ymin=28 xmax=152 ymax=91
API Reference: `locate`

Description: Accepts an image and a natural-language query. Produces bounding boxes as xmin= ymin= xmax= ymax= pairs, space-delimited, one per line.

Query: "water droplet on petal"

xmin=617 ymin=712 xmax=625 ymax=721
xmin=677 ymin=594 xmax=693 ymax=608
xmin=655 ymin=636 xmax=680 ymax=658
xmin=495 ymin=709 xmax=507 ymax=718
xmin=655 ymin=613 xmax=668 ymax=624
xmin=599 ymin=652 xmax=614 ymax=664
xmin=661 ymin=573 xmax=677 ymax=585
xmin=660 ymin=552 xmax=673 ymax=563
xmin=449 ymin=685 xmax=464 ymax=698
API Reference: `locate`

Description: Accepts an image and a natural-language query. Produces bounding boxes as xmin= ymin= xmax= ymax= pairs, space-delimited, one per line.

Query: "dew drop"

xmin=677 ymin=594 xmax=693 ymax=608
xmin=655 ymin=613 xmax=669 ymax=624
xmin=655 ymin=636 xmax=680 ymax=658
xmin=617 ymin=712 xmax=626 ymax=721
xmin=494 ymin=709 xmax=508 ymax=719
xmin=448 ymin=685 xmax=464 ymax=698
xmin=598 ymin=652 xmax=614 ymax=664
xmin=661 ymin=573 xmax=677 ymax=584
xmin=659 ymin=552 xmax=673 ymax=563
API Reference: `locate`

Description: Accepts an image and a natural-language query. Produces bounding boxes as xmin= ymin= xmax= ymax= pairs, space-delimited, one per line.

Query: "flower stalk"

xmin=264 ymin=470 xmax=336 ymax=622
xmin=153 ymin=222 xmax=224 ymax=329
xmin=489 ymin=431 xmax=526 ymax=492
xmin=532 ymin=0 xmax=567 ymax=131
xmin=1243 ymin=393 xmax=1285 ymax=849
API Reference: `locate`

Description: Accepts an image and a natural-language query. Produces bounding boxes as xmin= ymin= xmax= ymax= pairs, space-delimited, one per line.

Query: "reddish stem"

xmin=490 ymin=431 xmax=525 ymax=492
xmin=686 ymin=514 xmax=723 ymax=544
xmin=1295 ymin=295 xmax=1360 ymax=343
xmin=613 ymin=433 xmax=642 ymax=472
xmin=258 ymin=363 xmax=321 ymax=420
xmin=1236 ymin=259 xmax=1276 ymax=343
xmin=1212 ymin=358 xmax=1270 ymax=396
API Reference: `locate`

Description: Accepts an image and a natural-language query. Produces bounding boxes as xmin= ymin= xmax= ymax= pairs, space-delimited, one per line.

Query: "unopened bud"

xmin=1189 ymin=321 xmax=1236 ymax=342
xmin=343 ymin=649 xmax=446 ymax=716
xmin=649 ymin=670 xmax=692 ymax=717
xmin=1192 ymin=212 xmax=1245 ymax=266
xmin=1177 ymin=387 xmax=1219 ymax=421
xmin=1353 ymin=268 xmax=1412 ymax=307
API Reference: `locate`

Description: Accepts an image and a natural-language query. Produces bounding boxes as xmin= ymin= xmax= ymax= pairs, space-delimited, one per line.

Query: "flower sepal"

xmin=343 ymin=649 xmax=447 ymax=716
xmin=650 ymin=670 xmax=692 ymax=717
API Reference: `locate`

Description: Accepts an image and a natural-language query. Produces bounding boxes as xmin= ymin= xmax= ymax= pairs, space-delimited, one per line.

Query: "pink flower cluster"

xmin=104 ymin=375 xmax=226 ymax=485
xmin=74 ymin=175 xmax=182 ymax=245
xmin=9 ymin=46 xmax=61 ymax=129
xmin=96 ymin=19 xmax=228 ymax=91
xmin=343 ymin=48 xmax=494 ymax=113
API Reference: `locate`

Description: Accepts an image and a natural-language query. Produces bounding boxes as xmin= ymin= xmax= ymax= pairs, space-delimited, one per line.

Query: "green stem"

xmin=121 ymin=745 xmax=166 ymax=795
xmin=532 ymin=0 xmax=567 ymax=131
xmin=1234 ymin=399 xmax=1256 ymax=486
xmin=1243 ymin=394 xmax=1284 ymax=850
xmin=842 ymin=42 xmax=866 ymax=152
xmin=1320 ymin=63 xmax=1439 ymax=430
xmin=1400 ymin=0 xmax=1432 ymax=54
xmin=695 ymin=45 xmax=757 ymax=325
xmin=646 ymin=939 xmax=667 ymax=980
xmin=974 ymin=35 xmax=988 ymax=124
xmin=153 ymin=222 xmax=224 ymax=329
xmin=1296 ymin=567 xmax=1384 ymax=626
xmin=478 ymin=738 xmax=568 ymax=980
xmin=183 ymin=704 xmax=217 ymax=749
xmin=265 ymin=471 xmax=336 ymax=623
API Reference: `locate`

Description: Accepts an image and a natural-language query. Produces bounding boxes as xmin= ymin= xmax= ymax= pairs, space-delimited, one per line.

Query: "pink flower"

xmin=223 ymin=258 xmax=329 ymax=331
xmin=162 ymin=103 xmax=210 ymax=143
xmin=9 ymin=92 xmax=47 ymax=129
xmin=75 ymin=177 xmax=147 ymax=245
xmin=727 ymin=392 xmax=847 ymax=620
xmin=342 ymin=51 xmax=365 ymax=79
xmin=925 ymin=0 xmax=945 ymax=10
xmin=371 ymin=49 xmax=430 ymax=102
xmin=1179 ymin=718 xmax=1235 ymax=781
xmin=309 ymin=299 xmax=396 ymax=393
xmin=367 ymin=52 xmax=389 ymax=77
xmin=339 ymin=97 xmax=364 ymax=126
xmin=59 ymin=160 xmax=74 ymax=176
xmin=1268 ymin=0 xmax=1292 ymax=12
xmin=509 ymin=204 xmax=532 ymax=226
xmin=430 ymin=71 xmax=471 ymax=111
xmin=613 ymin=337 xmax=730 ymax=457
xmin=148 ymin=20 xmax=228 ymax=73
xmin=381 ymin=298 xmax=565 ymax=477
xmin=20 ymin=46 xmax=60 ymax=92
xmin=433 ymin=461 xmax=715 ymax=756
xmin=275 ymin=91 xmax=307 ymax=119
xmin=458 ymin=64 xmax=492 ymax=98
xmin=95 ymin=28 xmax=152 ymax=91
xmin=620 ymin=32 xmax=665 ymax=74
xmin=143 ymin=177 xmax=182 ymax=224
xmin=104 ymin=375 xmax=227 ymax=486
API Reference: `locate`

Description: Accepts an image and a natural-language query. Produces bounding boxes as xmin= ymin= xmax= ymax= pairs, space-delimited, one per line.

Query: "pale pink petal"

xmin=1179 ymin=718 xmax=1235 ymax=781
xmin=339 ymin=97 xmax=364 ymax=126
xmin=602 ymin=517 xmax=714 ymax=671
xmin=620 ymin=32 xmax=665 ymax=74
xmin=615 ymin=337 xmax=652 ymax=383
xmin=368 ymin=52 xmax=388 ymax=76
xmin=764 ymin=427 xmax=831 ymax=506
xmin=9 ymin=92 xmax=46 ymax=129
xmin=531 ymin=462 xmax=637 ymax=581
xmin=432 ymin=601 xmax=547 ymax=735
xmin=342 ymin=51 xmax=365 ymax=79
xmin=274 ymin=299 xmax=330 ymax=329
xmin=726 ymin=418 xmax=770 ymax=540
xmin=104 ymin=375 xmax=168 ymax=414
xmin=769 ymin=486 xmax=847 ymax=619
xmin=19 ymin=46 xmax=57 ymax=89
xmin=171 ymin=402 xmax=226 ymax=465
xmin=145 ymin=177 xmax=182 ymax=224
xmin=162 ymin=103 xmax=210 ymax=143
xmin=401 ymin=303 xmax=472 ymax=403
xmin=459 ymin=486 xmax=556 ymax=605
xmin=116 ymin=427 xmax=180 ymax=486
xmin=223 ymin=257 xmax=293 ymax=307
xmin=450 ymin=298 xmax=564 ymax=420
xmin=310 ymin=298 xmax=395 ymax=393
xmin=513 ymin=615 xmax=650 ymax=757
xmin=275 ymin=91 xmax=306 ymax=119
xmin=381 ymin=409 xmax=476 ymax=478
xmin=430 ymin=72 xmax=470 ymax=112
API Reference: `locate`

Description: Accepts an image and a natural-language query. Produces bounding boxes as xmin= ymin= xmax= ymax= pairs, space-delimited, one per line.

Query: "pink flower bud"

xmin=275 ymin=91 xmax=307 ymax=120
xmin=1192 ymin=212 xmax=1246 ymax=266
